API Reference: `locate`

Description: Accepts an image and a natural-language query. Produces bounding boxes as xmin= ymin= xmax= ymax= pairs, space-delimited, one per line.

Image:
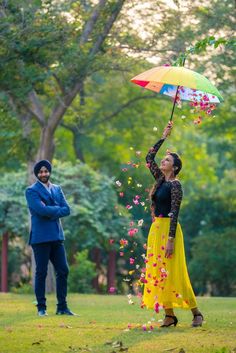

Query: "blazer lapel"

xmin=36 ymin=181 xmax=55 ymax=202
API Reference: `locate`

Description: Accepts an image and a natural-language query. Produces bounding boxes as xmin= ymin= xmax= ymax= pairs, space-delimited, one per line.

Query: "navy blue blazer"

xmin=25 ymin=181 xmax=70 ymax=245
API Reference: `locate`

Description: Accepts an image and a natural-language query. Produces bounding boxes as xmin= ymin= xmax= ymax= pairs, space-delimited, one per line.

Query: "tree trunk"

xmin=107 ymin=249 xmax=116 ymax=293
xmin=73 ymin=130 xmax=85 ymax=162
xmin=36 ymin=125 xmax=55 ymax=162
xmin=91 ymin=247 xmax=102 ymax=293
xmin=1 ymin=232 xmax=8 ymax=292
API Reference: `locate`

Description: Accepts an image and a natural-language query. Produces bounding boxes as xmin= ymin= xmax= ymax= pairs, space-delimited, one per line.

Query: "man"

xmin=25 ymin=160 xmax=76 ymax=316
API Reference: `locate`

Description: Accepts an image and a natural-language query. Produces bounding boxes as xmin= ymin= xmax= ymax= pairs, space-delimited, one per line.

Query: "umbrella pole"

xmin=169 ymin=85 xmax=180 ymax=121
xmin=169 ymin=57 xmax=186 ymax=121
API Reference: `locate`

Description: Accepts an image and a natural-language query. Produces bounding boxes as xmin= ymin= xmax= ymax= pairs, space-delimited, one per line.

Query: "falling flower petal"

xmin=109 ymin=287 xmax=116 ymax=293
xmin=129 ymin=257 xmax=135 ymax=265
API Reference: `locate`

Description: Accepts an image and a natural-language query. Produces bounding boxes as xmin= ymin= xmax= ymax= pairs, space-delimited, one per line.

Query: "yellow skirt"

xmin=142 ymin=217 xmax=197 ymax=310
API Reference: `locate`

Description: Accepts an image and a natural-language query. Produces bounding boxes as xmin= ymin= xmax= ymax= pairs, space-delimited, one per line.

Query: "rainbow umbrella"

xmin=131 ymin=66 xmax=223 ymax=120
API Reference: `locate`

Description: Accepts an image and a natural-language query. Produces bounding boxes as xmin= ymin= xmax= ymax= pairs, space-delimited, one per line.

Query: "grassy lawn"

xmin=0 ymin=294 xmax=235 ymax=353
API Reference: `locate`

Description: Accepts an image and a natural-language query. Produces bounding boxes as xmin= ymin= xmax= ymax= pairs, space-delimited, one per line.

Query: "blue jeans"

xmin=32 ymin=241 xmax=69 ymax=311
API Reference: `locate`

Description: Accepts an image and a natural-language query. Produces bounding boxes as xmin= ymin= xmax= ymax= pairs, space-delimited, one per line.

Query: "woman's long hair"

xmin=149 ymin=152 xmax=182 ymax=219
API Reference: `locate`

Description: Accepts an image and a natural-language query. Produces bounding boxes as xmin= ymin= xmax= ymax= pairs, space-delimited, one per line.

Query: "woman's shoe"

xmin=160 ymin=315 xmax=178 ymax=327
xmin=191 ymin=313 xmax=204 ymax=327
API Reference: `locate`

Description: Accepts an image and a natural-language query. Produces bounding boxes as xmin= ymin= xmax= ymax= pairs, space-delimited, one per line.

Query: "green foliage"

xmin=11 ymin=283 xmax=33 ymax=294
xmin=0 ymin=171 xmax=28 ymax=238
xmin=189 ymin=229 xmax=236 ymax=296
xmin=68 ymin=250 xmax=96 ymax=293
xmin=51 ymin=162 xmax=130 ymax=261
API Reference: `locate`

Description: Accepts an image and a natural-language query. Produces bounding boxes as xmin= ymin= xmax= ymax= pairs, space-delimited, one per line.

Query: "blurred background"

xmin=0 ymin=0 xmax=235 ymax=297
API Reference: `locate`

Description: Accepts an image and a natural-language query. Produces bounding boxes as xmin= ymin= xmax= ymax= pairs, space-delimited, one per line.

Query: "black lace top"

xmin=146 ymin=138 xmax=183 ymax=238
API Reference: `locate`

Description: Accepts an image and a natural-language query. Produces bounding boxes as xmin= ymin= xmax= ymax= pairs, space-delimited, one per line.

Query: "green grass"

xmin=0 ymin=294 xmax=235 ymax=353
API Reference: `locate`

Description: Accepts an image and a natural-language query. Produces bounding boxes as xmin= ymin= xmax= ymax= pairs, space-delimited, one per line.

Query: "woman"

xmin=142 ymin=121 xmax=203 ymax=327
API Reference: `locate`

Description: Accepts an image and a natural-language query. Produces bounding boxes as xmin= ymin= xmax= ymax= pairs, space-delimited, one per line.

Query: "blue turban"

xmin=34 ymin=160 xmax=52 ymax=177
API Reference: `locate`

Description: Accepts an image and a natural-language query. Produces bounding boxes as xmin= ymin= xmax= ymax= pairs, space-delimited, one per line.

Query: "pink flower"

xmin=142 ymin=324 xmax=147 ymax=331
xmin=129 ymin=257 xmax=135 ymax=265
xmin=202 ymin=95 xmax=209 ymax=101
xmin=119 ymin=192 xmax=124 ymax=197
xmin=109 ymin=239 xmax=115 ymax=244
xmin=128 ymin=228 xmax=138 ymax=237
xmin=133 ymin=198 xmax=139 ymax=205
xmin=122 ymin=168 xmax=128 ymax=172
xmin=120 ymin=252 xmax=124 ymax=257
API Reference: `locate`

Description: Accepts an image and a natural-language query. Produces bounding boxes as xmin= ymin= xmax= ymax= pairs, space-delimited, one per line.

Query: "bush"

xmin=11 ymin=283 xmax=34 ymax=294
xmin=68 ymin=250 xmax=97 ymax=293
xmin=189 ymin=228 xmax=236 ymax=296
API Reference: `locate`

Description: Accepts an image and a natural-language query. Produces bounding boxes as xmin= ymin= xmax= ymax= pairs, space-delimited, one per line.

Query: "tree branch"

xmin=79 ymin=0 xmax=107 ymax=45
xmin=89 ymin=0 xmax=125 ymax=57
xmin=27 ymin=90 xmax=45 ymax=126
xmin=60 ymin=121 xmax=78 ymax=133
xmin=49 ymin=81 xmax=83 ymax=132
xmin=51 ymin=73 xmax=66 ymax=96
xmin=47 ymin=0 xmax=125 ymax=133
xmin=87 ymin=94 xmax=157 ymax=129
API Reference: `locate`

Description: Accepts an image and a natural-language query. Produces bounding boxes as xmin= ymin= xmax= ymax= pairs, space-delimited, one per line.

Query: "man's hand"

xmin=162 ymin=121 xmax=173 ymax=139
xmin=165 ymin=239 xmax=174 ymax=258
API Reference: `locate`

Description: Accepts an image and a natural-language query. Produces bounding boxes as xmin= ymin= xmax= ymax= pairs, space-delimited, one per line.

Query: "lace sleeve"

xmin=146 ymin=138 xmax=165 ymax=180
xmin=169 ymin=180 xmax=183 ymax=238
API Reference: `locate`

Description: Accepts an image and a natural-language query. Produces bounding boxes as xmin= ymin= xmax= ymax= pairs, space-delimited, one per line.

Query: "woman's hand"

xmin=165 ymin=239 xmax=174 ymax=258
xmin=162 ymin=121 xmax=173 ymax=139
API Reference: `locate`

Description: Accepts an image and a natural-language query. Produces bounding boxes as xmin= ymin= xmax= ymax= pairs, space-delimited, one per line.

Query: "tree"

xmin=0 ymin=171 xmax=28 ymax=292
xmin=0 ymin=0 xmax=129 ymax=169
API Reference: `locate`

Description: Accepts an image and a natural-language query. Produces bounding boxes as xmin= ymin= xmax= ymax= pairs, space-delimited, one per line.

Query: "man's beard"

xmin=38 ymin=176 xmax=50 ymax=184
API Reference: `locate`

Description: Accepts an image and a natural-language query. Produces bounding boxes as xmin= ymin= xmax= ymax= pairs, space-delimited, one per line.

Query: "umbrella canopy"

xmin=131 ymin=66 xmax=223 ymax=103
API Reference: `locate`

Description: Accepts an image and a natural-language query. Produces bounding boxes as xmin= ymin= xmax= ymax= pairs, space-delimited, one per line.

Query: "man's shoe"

xmin=56 ymin=308 xmax=77 ymax=316
xmin=38 ymin=309 xmax=48 ymax=317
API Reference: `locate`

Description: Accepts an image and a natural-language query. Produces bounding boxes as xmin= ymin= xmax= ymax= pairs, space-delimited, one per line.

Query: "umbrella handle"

xmin=170 ymin=85 xmax=180 ymax=121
